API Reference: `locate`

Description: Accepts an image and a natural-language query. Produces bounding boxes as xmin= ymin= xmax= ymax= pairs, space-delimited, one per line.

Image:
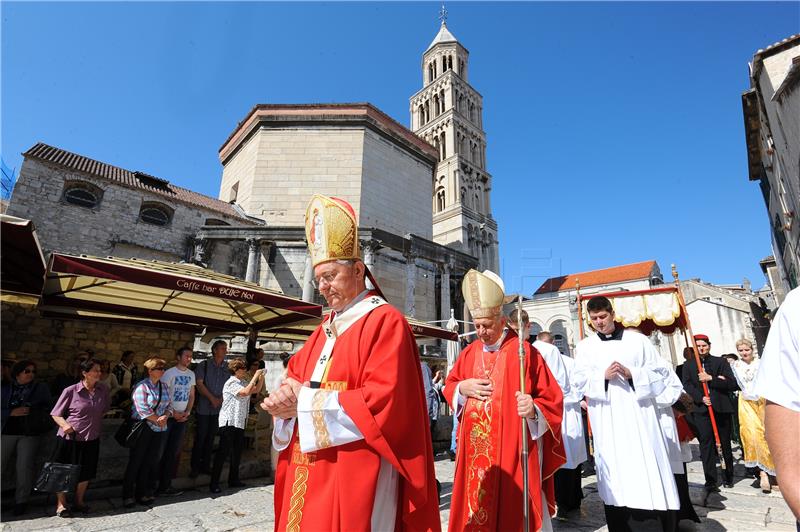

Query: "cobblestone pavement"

xmin=1 ymin=444 xmax=795 ymax=531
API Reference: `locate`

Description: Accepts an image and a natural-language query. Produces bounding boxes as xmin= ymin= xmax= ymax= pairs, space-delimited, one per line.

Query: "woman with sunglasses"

xmin=122 ymin=357 xmax=172 ymax=508
xmin=50 ymin=358 xmax=111 ymax=516
xmin=1 ymin=360 xmax=52 ymax=516
xmin=209 ymin=358 xmax=263 ymax=493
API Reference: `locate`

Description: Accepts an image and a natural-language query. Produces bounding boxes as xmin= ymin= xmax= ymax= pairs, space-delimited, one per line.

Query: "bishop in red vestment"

xmin=262 ymin=195 xmax=440 ymax=532
xmin=445 ymin=269 xmax=564 ymax=532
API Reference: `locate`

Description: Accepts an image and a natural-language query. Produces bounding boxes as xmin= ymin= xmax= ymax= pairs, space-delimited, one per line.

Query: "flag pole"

xmin=516 ymin=295 xmax=530 ymax=531
xmin=672 ymin=264 xmax=724 ymax=468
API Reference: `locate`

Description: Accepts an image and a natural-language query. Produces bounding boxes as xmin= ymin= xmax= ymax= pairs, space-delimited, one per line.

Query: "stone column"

xmin=245 ymin=238 xmax=260 ymax=283
xmin=192 ymin=237 xmax=210 ymax=266
xmin=361 ymin=239 xmax=380 ymax=291
xmin=440 ymin=261 xmax=451 ymax=324
xmin=405 ymin=254 xmax=416 ymax=317
xmin=259 ymin=241 xmax=272 ymax=287
xmin=301 ymin=253 xmax=315 ymax=303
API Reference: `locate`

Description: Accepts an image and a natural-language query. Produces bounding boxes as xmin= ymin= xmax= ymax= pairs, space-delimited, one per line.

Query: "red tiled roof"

xmin=23 ymin=143 xmax=251 ymax=222
xmin=534 ymin=260 xmax=658 ymax=295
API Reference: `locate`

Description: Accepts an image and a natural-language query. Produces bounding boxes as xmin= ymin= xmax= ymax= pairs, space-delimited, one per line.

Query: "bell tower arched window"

xmin=436 ymin=187 xmax=446 ymax=212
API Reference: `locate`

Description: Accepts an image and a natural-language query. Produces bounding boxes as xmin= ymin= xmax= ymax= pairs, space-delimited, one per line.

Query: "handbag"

xmin=114 ymin=382 xmax=162 ymax=448
xmin=34 ymin=435 xmax=81 ymax=494
xmin=114 ymin=417 xmax=146 ymax=448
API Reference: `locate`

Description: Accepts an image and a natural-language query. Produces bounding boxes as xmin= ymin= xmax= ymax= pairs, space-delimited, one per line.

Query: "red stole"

xmin=676 ymin=415 xmax=693 ymax=443
xmin=273 ymin=299 xmax=441 ymax=532
xmin=444 ymin=332 xmax=565 ymax=532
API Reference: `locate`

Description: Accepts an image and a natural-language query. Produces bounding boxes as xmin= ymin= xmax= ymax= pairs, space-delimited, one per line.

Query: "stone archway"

xmin=549 ymin=318 xmax=572 ymax=357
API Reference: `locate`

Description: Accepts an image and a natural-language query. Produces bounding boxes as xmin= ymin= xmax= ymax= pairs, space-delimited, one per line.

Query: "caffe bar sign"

xmin=176 ymin=278 xmax=256 ymax=302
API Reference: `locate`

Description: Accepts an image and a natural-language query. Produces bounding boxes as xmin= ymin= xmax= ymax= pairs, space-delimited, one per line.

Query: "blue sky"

xmin=3 ymin=2 xmax=798 ymax=294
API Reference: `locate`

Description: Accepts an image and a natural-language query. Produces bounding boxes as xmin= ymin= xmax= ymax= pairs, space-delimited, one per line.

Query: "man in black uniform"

xmin=681 ymin=334 xmax=739 ymax=491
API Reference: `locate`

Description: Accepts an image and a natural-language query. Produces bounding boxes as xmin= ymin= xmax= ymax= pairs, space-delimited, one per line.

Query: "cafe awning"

xmin=40 ymin=253 xmax=322 ymax=332
xmin=1 ymin=215 xmax=46 ymax=296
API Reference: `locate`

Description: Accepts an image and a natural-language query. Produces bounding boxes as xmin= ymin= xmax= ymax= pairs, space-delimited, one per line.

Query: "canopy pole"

xmin=672 ymin=264 xmax=724 ymax=468
xmin=575 ymin=279 xmax=586 ymax=340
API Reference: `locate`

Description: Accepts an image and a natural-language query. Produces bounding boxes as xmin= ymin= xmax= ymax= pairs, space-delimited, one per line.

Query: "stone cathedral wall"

xmin=7 ymin=158 xmax=244 ymax=262
xmin=1 ymin=294 xmax=195 ymax=379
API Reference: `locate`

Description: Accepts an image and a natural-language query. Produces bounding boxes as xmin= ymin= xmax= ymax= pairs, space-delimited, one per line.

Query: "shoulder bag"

xmin=114 ymin=382 xmax=162 ymax=448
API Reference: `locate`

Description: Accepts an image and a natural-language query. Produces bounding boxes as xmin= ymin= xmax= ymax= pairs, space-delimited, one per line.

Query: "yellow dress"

xmin=733 ymin=360 xmax=775 ymax=475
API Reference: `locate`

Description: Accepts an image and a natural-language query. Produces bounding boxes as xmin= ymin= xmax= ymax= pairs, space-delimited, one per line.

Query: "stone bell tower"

xmin=410 ymin=12 xmax=499 ymax=271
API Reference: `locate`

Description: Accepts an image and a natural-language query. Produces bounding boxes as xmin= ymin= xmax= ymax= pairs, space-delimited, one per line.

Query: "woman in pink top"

xmin=50 ymin=358 xmax=110 ymax=517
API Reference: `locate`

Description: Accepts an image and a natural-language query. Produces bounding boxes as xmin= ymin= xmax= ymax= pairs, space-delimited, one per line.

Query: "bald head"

xmin=536 ymin=331 xmax=554 ymax=344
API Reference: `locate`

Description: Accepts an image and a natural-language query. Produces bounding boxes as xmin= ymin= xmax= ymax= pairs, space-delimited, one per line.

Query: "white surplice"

xmin=573 ymin=329 xmax=680 ymax=511
xmin=652 ymin=362 xmax=685 ymax=475
xmin=560 ymin=355 xmax=588 ymax=469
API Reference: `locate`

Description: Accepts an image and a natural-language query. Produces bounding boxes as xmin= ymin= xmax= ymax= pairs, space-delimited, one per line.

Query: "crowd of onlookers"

xmin=1 ymin=341 xmax=270 ymax=518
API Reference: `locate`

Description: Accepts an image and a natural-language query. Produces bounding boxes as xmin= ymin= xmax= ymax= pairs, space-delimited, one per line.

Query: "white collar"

xmin=482 ymin=330 xmax=508 ymax=352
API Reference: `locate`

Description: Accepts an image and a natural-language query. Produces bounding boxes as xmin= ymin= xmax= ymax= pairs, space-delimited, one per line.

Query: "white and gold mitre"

xmin=462 ymin=269 xmax=506 ymax=319
xmin=305 ymin=194 xmax=360 ymax=267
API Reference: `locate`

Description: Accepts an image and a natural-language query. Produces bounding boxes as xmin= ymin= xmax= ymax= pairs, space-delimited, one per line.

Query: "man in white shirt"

xmin=753 ymin=287 xmax=800 ymax=525
xmin=157 ymin=346 xmax=195 ymax=496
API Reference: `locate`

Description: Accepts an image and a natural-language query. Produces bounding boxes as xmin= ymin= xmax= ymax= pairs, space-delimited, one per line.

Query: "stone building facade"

xmin=742 ymin=34 xmax=800 ymax=302
xmin=522 ymin=261 xmax=664 ymax=359
xmin=4 ymin=21 xmax=495 ymax=341
xmin=218 ymin=104 xmax=435 ymax=239
xmin=7 ymin=143 xmax=255 ymax=265
xmin=209 ymin=103 xmax=478 ymax=326
xmin=671 ymin=279 xmax=765 ymax=357
xmin=409 ymin=21 xmax=499 ymax=271
xmin=523 ymin=260 xmax=765 ymax=366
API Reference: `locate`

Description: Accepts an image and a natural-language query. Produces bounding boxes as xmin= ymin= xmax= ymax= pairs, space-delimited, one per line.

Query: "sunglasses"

xmin=153 ymin=366 xmax=166 ymax=371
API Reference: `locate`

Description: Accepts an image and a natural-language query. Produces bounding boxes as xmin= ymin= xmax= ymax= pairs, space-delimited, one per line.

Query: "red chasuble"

xmin=444 ymin=332 xmax=565 ymax=532
xmin=273 ymin=295 xmax=441 ymax=532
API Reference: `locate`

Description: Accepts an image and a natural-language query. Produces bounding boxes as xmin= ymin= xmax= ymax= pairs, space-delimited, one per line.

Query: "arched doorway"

xmin=549 ymin=319 xmax=572 ymax=357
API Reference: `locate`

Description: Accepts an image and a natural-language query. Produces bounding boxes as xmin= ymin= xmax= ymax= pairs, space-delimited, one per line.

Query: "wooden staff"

xmin=672 ymin=265 xmax=724 ymax=468
xmin=516 ymin=295 xmax=530 ymax=532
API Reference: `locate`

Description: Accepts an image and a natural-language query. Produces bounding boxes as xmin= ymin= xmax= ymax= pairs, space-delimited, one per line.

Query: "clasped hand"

xmin=260 ymin=377 xmax=307 ymax=419
xmin=460 ymin=378 xmax=493 ymax=401
xmin=605 ymin=361 xmax=632 ymax=380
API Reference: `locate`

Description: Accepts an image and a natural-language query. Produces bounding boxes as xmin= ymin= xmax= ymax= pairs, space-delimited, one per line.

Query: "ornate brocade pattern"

xmin=287 ymin=443 xmax=316 ymax=532
xmin=311 ymin=389 xmax=333 ymax=449
xmin=464 ymin=348 xmax=505 ymax=530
